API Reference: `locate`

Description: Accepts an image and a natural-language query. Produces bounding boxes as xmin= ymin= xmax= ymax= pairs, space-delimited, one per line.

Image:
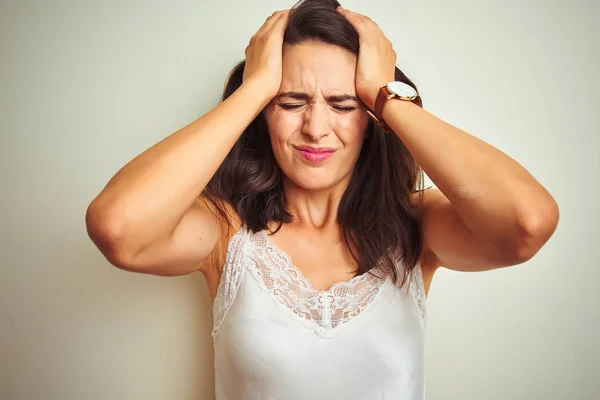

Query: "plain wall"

xmin=1 ymin=0 xmax=598 ymax=399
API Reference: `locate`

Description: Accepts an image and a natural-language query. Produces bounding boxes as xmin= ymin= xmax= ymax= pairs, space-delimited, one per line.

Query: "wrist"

xmin=365 ymin=85 xmax=381 ymax=112
xmin=367 ymin=80 xmax=422 ymax=131
xmin=381 ymin=97 xmax=419 ymax=130
xmin=240 ymin=77 xmax=279 ymax=109
xmin=362 ymin=79 xmax=393 ymax=112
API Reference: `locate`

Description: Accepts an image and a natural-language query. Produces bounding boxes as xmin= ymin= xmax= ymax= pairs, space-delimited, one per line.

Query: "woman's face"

xmin=264 ymin=41 xmax=370 ymax=193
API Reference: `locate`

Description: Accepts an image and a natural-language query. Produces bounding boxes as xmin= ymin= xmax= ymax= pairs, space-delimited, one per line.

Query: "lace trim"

xmin=409 ymin=263 xmax=428 ymax=331
xmin=212 ymin=226 xmax=427 ymax=339
xmin=211 ymin=228 xmax=248 ymax=339
xmin=246 ymin=230 xmax=388 ymax=338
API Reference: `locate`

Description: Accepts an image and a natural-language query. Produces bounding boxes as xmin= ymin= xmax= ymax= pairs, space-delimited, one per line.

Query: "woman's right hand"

xmin=242 ymin=9 xmax=291 ymax=99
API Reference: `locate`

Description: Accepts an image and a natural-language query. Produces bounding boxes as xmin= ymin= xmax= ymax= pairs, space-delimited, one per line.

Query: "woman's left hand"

xmin=336 ymin=6 xmax=397 ymax=111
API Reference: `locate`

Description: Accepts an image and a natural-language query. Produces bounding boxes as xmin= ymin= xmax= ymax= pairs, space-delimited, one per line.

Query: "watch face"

xmin=387 ymin=81 xmax=417 ymax=98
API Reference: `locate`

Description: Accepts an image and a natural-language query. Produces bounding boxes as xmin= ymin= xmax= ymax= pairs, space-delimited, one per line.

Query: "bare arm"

xmin=86 ymin=78 xmax=268 ymax=275
xmin=86 ymin=10 xmax=291 ymax=275
xmin=338 ymin=6 xmax=559 ymax=272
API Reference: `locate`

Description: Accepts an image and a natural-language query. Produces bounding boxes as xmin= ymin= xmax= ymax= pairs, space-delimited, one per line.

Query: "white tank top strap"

xmin=409 ymin=263 xmax=428 ymax=331
xmin=211 ymin=226 xmax=250 ymax=339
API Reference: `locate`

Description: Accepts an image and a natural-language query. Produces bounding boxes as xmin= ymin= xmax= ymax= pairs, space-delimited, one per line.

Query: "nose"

xmin=301 ymin=103 xmax=331 ymax=141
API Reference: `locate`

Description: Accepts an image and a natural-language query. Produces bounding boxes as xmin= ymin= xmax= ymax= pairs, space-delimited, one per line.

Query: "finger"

xmin=336 ymin=6 xmax=359 ymax=19
xmin=262 ymin=9 xmax=290 ymax=36
xmin=248 ymin=10 xmax=286 ymax=46
xmin=266 ymin=9 xmax=291 ymax=34
xmin=336 ymin=6 xmax=372 ymax=26
xmin=258 ymin=10 xmax=290 ymax=35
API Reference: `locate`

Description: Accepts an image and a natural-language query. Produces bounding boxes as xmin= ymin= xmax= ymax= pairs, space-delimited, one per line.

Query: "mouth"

xmin=293 ymin=145 xmax=337 ymax=163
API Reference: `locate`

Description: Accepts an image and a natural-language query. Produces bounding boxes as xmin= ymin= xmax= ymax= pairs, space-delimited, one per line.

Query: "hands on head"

xmin=243 ymin=5 xmax=397 ymax=111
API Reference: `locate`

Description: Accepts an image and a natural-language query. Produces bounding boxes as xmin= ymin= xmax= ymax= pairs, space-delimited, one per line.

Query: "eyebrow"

xmin=275 ymin=91 xmax=360 ymax=103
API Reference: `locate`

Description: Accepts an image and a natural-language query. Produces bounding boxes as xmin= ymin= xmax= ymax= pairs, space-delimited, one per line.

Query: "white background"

xmin=1 ymin=0 xmax=598 ymax=399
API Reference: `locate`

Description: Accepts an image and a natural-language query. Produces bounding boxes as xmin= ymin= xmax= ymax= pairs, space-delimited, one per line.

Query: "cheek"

xmin=336 ymin=111 xmax=370 ymax=147
xmin=264 ymin=108 xmax=301 ymax=148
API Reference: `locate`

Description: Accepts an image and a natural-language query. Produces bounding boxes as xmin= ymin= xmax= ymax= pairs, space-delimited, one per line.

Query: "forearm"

xmin=383 ymin=100 xmax=559 ymax=245
xmin=89 ymin=78 xmax=271 ymax=241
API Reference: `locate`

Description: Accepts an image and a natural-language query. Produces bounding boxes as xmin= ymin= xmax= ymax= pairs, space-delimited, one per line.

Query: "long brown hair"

xmin=204 ymin=0 xmax=428 ymax=289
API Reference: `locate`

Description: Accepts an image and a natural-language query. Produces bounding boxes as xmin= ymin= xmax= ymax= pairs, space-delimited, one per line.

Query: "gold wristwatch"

xmin=366 ymin=81 xmax=422 ymax=132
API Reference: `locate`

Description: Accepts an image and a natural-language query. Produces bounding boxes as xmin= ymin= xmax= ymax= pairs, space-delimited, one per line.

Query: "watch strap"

xmin=375 ymin=85 xmax=395 ymax=130
xmin=367 ymin=83 xmax=422 ymax=133
xmin=366 ymin=85 xmax=395 ymax=133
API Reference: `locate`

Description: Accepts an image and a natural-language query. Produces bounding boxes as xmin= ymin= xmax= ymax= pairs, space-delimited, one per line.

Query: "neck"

xmin=280 ymin=175 xmax=351 ymax=230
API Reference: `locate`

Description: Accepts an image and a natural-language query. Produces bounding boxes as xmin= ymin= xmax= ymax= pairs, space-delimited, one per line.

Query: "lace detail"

xmin=246 ymin=230 xmax=388 ymax=338
xmin=211 ymin=228 xmax=248 ymax=339
xmin=409 ymin=263 xmax=428 ymax=331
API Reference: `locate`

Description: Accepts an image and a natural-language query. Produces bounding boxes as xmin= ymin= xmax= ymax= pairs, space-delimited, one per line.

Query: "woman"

xmin=85 ymin=0 xmax=559 ymax=398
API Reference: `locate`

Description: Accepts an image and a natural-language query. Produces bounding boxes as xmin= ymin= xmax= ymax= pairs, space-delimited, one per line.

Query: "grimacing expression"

xmin=263 ymin=40 xmax=370 ymax=192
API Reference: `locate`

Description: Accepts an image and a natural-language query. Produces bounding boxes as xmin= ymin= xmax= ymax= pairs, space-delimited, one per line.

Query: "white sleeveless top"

xmin=212 ymin=226 xmax=428 ymax=400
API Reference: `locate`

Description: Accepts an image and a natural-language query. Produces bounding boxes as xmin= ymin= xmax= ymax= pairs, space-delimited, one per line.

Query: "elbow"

xmin=512 ymin=198 xmax=560 ymax=263
xmin=85 ymin=199 xmax=138 ymax=269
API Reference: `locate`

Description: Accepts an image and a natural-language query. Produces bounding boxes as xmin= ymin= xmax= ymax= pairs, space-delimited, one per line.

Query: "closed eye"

xmin=332 ymin=105 xmax=356 ymax=112
xmin=279 ymin=104 xmax=303 ymax=109
xmin=279 ymin=104 xmax=356 ymax=112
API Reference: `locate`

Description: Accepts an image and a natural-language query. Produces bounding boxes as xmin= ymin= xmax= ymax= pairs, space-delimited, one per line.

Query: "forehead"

xmin=281 ymin=41 xmax=357 ymax=94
